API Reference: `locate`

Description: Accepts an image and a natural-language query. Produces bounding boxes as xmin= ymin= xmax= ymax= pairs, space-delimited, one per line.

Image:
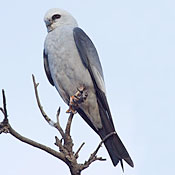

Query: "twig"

xmin=80 ymin=140 xmax=106 ymax=170
xmin=2 ymin=89 xmax=8 ymax=120
xmin=54 ymin=107 xmax=65 ymax=138
xmin=79 ymin=132 xmax=116 ymax=170
xmin=74 ymin=142 xmax=85 ymax=159
xmin=0 ymin=90 xmax=9 ymax=134
xmin=32 ymin=75 xmax=55 ymax=126
xmin=32 ymin=74 xmax=65 ymax=139
xmin=0 ymin=107 xmax=4 ymax=115
xmin=89 ymin=131 xmax=116 ymax=160
xmin=55 ymin=136 xmax=66 ymax=153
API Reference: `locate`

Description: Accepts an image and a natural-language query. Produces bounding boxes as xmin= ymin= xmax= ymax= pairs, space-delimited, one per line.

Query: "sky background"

xmin=0 ymin=0 xmax=175 ymax=175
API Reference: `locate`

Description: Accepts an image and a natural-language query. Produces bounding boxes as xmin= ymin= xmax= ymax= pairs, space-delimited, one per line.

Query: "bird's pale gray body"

xmin=44 ymin=24 xmax=102 ymax=129
xmin=43 ymin=8 xmax=133 ymax=168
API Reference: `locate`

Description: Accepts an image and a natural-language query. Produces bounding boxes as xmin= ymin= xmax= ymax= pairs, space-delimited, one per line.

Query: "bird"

xmin=43 ymin=8 xmax=134 ymax=169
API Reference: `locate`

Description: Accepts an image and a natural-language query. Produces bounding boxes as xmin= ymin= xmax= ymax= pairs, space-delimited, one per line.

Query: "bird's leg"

xmin=66 ymin=85 xmax=88 ymax=114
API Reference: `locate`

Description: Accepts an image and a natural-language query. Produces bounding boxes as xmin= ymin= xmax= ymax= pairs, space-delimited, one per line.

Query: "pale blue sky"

xmin=1 ymin=0 xmax=175 ymax=175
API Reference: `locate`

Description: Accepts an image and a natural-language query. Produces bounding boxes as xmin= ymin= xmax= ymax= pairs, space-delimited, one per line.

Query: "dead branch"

xmin=79 ymin=132 xmax=117 ymax=170
xmin=74 ymin=142 xmax=85 ymax=159
xmin=0 ymin=76 xmax=107 ymax=175
xmin=32 ymin=74 xmax=65 ymax=138
xmin=0 ymin=89 xmax=66 ymax=162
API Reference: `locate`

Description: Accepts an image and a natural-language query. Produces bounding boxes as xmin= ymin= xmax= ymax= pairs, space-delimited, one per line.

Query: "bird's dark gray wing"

xmin=73 ymin=28 xmax=134 ymax=168
xmin=43 ymin=49 xmax=54 ymax=86
xmin=73 ymin=27 xmax=114 ymax=129
xmin=73 ymin=28 xmax=104 ymax=79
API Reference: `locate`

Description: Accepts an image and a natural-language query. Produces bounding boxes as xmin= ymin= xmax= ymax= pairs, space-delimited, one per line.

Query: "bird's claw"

xmin=66 ymin=85 xmax=88 ymax=114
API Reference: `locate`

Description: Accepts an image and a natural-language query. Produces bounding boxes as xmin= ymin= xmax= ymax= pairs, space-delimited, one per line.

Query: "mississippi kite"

xmin=43 ymin=8 xmax=134 ymax=168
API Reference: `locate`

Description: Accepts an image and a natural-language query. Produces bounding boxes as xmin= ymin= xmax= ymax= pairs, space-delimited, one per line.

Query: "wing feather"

xmin=73 ymin=27 xmax=114 ymax=129
xmin=43 ymin=49 xmax=54 ymax=86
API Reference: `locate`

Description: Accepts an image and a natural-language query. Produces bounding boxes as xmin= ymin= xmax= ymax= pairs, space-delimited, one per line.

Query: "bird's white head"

xmin=44 ymin=8 xmax=78 ymax=32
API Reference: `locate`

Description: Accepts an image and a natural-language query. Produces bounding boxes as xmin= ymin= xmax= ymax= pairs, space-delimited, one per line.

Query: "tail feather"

xmin=100 ymin=131 xmax=134 ymax=167
xmin=77 ymin=98 xmax=134 ymax=168
xmin=98 ymin=99 xmax=134 ymax=168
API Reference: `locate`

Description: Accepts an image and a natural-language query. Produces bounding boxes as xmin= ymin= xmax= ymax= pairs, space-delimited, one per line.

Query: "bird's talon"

xmin=67 ymin=86 xmax=88 ymax=113
xmin=66 ymin=107 xmax=77 ymax=114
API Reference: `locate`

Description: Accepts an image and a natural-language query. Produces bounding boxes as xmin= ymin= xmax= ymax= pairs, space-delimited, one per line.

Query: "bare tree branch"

xmin=9 ymin=124 xmax=66 ymax=162
xmin=32 ymin=74 xmax=65 ymax=139
xmin=88 ymin=131 xmax=117 ymax=161
xmin=74 ymin=142 xmax=85 ymax=159
xmin=0 ymin=89 xmax=9 ymax=134
xmin=79 ymin=132 xmax=117 ymax=170
xmin=2 ymin=89 xmax=8 ymax=120
xmin=0 ymin=90 xmax=66 ymax=162
xmin=32 ymin=75 xmax=55 ymax=127
xmin=0 ymin=76 xmax=108 ymax=175
xmin=55 ymin=107 xmax=65 ymax=138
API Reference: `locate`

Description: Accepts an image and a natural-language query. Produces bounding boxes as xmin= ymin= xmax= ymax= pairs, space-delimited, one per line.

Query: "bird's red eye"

xmin=52 ymin=14 xmax=61 ymax=20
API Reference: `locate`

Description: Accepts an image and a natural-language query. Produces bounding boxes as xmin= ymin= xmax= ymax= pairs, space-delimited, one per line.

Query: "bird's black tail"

xmin=97 ymin=100 xmax=134 ymax=168
xmin=99 ymin=129 xmax=134 ymax=168
xmin=77 ymin=87 xmax=134 ymax=168
xmin=77 ymin=106 xmax=134 ymax=168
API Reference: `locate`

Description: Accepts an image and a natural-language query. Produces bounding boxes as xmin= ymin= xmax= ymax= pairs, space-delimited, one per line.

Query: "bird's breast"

xmin=45 ymin=27 xmax=94 ymax=101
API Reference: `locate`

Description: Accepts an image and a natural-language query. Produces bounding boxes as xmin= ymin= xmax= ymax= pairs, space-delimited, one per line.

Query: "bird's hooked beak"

xmin=45 ymin=19 xmax=53 ymax=32
xmin=45 ymin=19 xmax=52 ymax=28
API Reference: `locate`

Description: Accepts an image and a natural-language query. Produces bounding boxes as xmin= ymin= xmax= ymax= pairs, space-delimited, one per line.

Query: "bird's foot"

xmin=66 ymin=85 xmax=88 ymax=114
